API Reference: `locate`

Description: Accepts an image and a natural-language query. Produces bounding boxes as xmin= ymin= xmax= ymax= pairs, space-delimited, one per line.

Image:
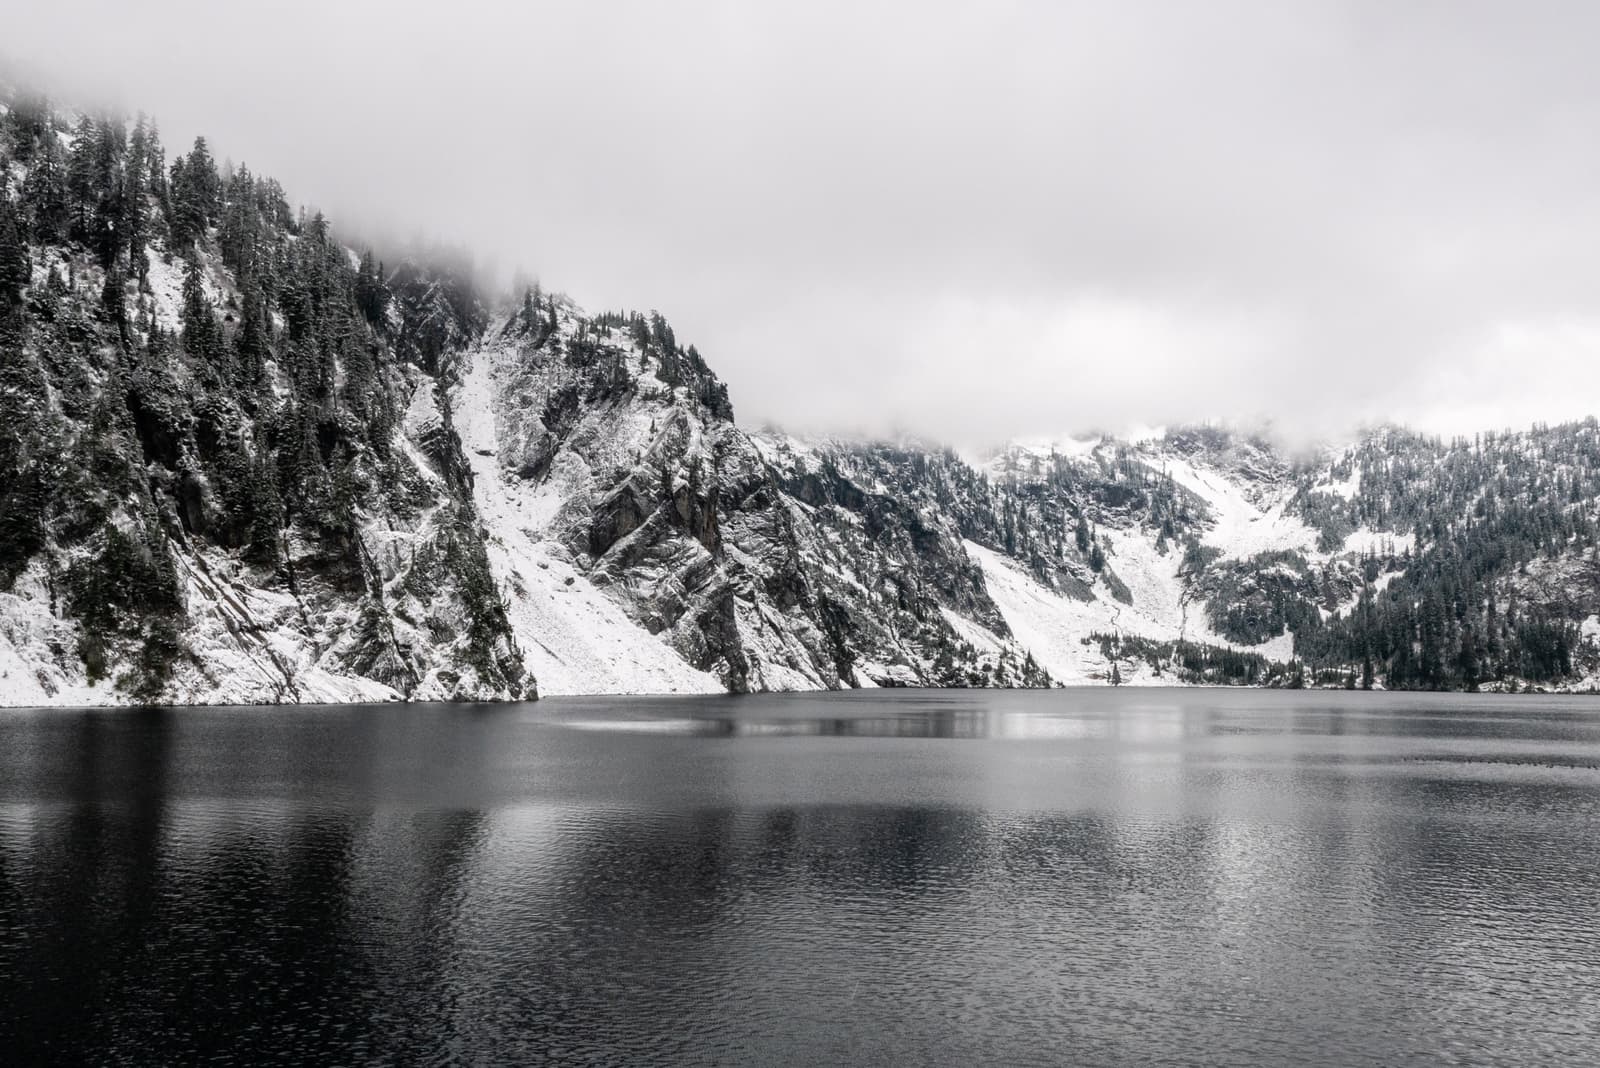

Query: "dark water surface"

xmin=3 ymin=689 xmax=1600 ymax=1066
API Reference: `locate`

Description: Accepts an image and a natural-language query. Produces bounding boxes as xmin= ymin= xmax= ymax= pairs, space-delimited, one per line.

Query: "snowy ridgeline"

xmin=4 ymin=274 xmax=1597 ymax=704
xmin=5 ymin=278 xmax=1599 ymax=706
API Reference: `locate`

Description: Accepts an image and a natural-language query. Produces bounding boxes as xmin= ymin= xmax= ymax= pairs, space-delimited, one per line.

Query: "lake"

xmin=2 ymin=689 xmax=1599 ymax=1065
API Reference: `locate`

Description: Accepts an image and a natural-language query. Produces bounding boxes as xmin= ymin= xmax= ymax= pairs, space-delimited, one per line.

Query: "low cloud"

xmin=8 ymin=0 xmax=1600 ymax=446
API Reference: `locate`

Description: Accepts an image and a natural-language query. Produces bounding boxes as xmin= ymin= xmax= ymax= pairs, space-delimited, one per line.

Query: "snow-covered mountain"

xmin=447 ymin=303 xmax=1050 ymax=695
xmin=3 ymin=91 xmax=1598 ymax=705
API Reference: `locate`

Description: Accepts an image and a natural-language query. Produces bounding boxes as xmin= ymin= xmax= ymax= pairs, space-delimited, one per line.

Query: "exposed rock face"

xmin=449 ymin=305 xmax=1050 ymax=694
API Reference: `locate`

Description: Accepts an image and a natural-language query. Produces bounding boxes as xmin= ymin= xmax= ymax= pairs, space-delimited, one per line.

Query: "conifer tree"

xmin=21 ymin=130 xmax=68 ymax=243
xmin=0 ymin=197 xmax=30 ymax=309
xmin=66 ymin=115 xmax=98 ymax=240
xmin=123 ymin=118 xmax=151 ymax=276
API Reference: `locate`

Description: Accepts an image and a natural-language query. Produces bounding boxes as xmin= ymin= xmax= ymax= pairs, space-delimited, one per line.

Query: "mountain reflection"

xmin=557 ymin=701 xmax=1195 ymax=740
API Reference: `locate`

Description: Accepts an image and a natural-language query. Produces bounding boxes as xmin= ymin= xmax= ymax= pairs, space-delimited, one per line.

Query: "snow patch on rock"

xmin=967 ymin=535 xmax=1296 ymax=685
xmin=1159 ymin=455 xmax=1319 ymax=562
xmin=1342 ymin=528 xmax=1416 ymax=557
xmin=1313 ymin=467 xmax=1362 ymax=500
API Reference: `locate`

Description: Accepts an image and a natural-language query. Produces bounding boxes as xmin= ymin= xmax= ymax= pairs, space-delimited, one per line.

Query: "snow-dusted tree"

xmin=21 ymin=129 xmax=68 ymax=243
xmin=0 ymin=196 xmax=30 ymax=308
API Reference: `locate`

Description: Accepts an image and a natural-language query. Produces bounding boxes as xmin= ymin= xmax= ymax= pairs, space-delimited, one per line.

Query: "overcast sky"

xmin=8 ymin=1 xmax=1600 ymax=446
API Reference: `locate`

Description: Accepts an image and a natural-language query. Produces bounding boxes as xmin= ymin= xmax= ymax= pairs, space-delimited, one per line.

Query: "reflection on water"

xmin=2 ymin=690 xmax=1600 ymax=1065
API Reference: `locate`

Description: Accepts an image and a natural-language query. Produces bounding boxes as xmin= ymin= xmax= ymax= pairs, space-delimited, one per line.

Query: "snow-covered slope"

xmin=1 ymin=97 xmax=530 ymax=706
xmin=1156 ymin=453 xmax=1318 ymax=562
xmin=451 ymin=339 xmax=722 ymax=696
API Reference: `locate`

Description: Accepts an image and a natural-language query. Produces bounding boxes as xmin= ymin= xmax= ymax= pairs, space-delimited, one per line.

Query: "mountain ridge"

xmin=2 ymin=89 xmax=1597 ymax=705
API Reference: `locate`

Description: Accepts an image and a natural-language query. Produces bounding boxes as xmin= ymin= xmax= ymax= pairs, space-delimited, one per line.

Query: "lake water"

xmin=2 ymin=689 xmax=1599 ymax=1065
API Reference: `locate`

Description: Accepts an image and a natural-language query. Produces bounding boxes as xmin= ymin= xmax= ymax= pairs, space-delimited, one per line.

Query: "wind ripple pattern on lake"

xmin=2 ymin=689 xmax=1598 ymax=1065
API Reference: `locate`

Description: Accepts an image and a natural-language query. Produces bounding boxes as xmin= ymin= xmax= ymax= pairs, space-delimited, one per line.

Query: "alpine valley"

xmin=3 ymin=90 xmax=1598 ymax=706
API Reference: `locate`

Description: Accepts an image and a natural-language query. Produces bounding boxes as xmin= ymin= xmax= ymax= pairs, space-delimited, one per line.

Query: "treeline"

xmin=1293 ymin=423 xmax=1600 ymax=554
xmin=1283 ymin=424 xmax=1600 ymax=689
xmin=1086 ymin=631 xmax=1304 ymax=687
xmin=829 ymin=423 xmax=1600 ymax=691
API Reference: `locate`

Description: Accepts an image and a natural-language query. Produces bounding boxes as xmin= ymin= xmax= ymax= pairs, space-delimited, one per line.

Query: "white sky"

xmin=8 ymin=0 xmax=1600 ymax=446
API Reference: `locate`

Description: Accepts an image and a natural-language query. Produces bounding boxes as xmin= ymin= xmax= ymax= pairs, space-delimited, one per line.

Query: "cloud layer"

xmin=9 ymin=1 xmax=1600 ymax=444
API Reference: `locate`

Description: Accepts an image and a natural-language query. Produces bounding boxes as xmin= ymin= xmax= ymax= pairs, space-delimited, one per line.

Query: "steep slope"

xmin=1286 ymin=423 xmax=1600 ymax=690
xmin=789 ymin=425 xmax=1600 ymax=691
xmin=444 ymin=301 xmax=1051 ymax=693
xmin=795 ymin=431 xmax=1315 ymax=685
xmin=0 ymin=93 xmax=528 ymax=705
xmin=450 ymin=316 xmax=723 ymax=696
